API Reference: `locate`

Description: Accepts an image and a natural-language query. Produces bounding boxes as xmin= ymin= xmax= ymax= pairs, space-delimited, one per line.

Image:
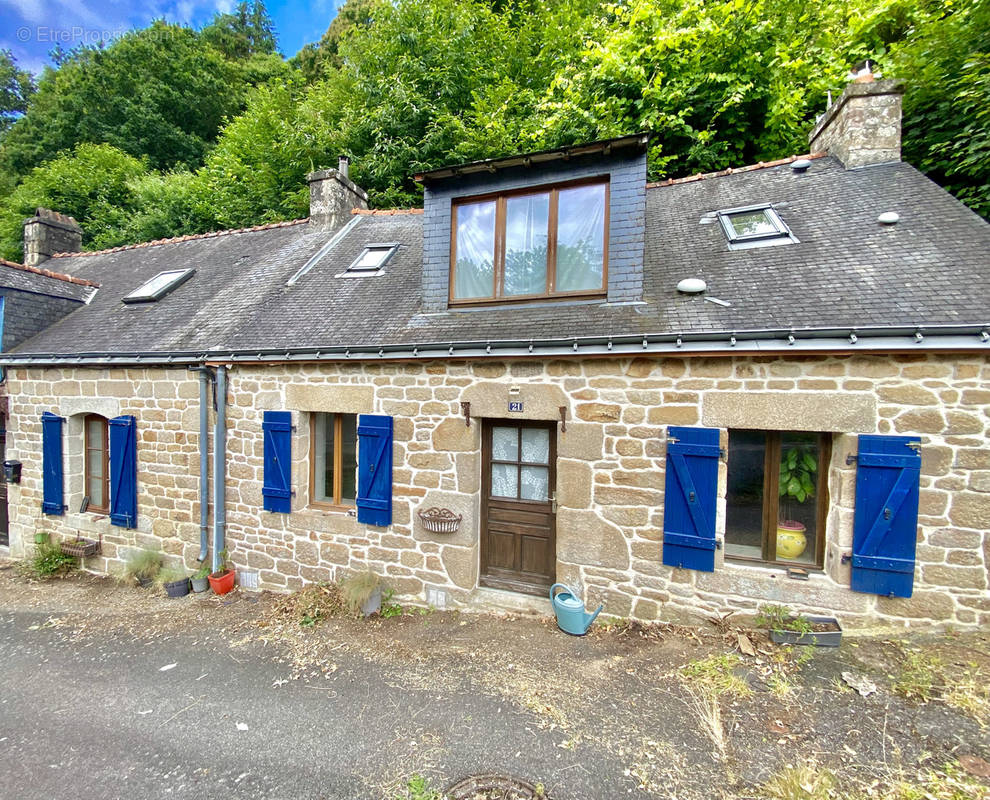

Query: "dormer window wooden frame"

xmin=448 ymin=177 xmax=609 ymax=306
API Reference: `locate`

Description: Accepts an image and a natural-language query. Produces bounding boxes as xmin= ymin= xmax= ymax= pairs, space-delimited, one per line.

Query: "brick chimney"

xmin=306 ymin=157 xmax=368 ymax=231
xmin=808 ymin=73 xmax=904 ymax=168
xmin=23 ymin=208 xmax=82 ymax=266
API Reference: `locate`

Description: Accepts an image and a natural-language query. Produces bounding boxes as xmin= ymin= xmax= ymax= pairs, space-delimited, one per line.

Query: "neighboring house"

xmin=0 ymin=232 xmax=96 ymax=547
xmin=1 ymin=77 xmax=988 ymax=627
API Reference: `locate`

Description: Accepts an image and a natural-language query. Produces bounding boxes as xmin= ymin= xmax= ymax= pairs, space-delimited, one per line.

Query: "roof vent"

xmin=677 ymin=278 xmax=707 ymax=294
xmin=878 ymin=211 xmax=900 ymax=225
xmin=791 ymin=159 xmax=812 ymax=173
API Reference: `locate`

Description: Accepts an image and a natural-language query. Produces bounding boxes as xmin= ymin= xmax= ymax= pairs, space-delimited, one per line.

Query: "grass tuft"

xmin=18 ymin=539 xmax=77 ymax=579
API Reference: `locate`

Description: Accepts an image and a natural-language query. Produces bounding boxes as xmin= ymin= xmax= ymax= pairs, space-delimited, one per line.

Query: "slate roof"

xmin=0 ymin=258 xmax=95 ymax=302
xmin=7 ymin=156 xmax=990 ymax=360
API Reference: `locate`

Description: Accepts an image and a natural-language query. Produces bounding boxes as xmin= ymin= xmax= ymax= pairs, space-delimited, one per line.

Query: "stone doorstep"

xmin=467 ymin=586 xmax=553 ymax=618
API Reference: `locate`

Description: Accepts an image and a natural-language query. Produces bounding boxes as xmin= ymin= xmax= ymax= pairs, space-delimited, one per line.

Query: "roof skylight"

xmin=338 ymin=243 xmax=399 ymax=277
xmin=122 ymin=269 xmax=195 ymax=303
xmin=717 ymin=205 xmax=796 ymax=250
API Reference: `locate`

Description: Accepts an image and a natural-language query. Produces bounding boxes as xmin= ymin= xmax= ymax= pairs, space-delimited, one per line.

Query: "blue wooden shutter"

xmin=356 ymin=415 xmax=393 ymax=527
xmin=662 ymin=426 xmax=720 ymax=572
xmin=41 ymin=411 xmax=65 ymax=516
xmin=109 ymin=415 xmax=138 ymax=528
xmin=851 ymin=434 xmax=921 ymax=598
xmin=262 ymin=411 xmax=293 ymax=513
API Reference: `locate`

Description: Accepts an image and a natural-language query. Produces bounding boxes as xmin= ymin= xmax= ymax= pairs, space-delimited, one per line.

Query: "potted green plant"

xmin=124 ymin=548 xmax=164 ymax=588
xmin=776 ymin=445 xmax=817 ymax=560
xmin=191 ymin=562 xmax=211 ymax=593
xmin=340 ymin=570 xmax=383 ymax=617
xmin=756 ymin=604 xmax=842 ymax=647
xmin=207 ymin=548 xmax=236 ymax=595
xmin=160 ymin=566 xmax=190 ymax=599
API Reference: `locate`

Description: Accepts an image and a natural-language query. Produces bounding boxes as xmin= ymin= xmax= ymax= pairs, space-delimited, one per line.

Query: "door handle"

xmin=550 ymin=492 xmax=558 ymax=513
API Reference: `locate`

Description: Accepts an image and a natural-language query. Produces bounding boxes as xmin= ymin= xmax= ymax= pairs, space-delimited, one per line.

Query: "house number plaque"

xmin=508 ymin=401 xmax=524 ymax=413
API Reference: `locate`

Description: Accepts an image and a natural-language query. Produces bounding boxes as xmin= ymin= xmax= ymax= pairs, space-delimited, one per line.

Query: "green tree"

xmin=201 ymin=1 xmax=279 ymax=59
xmin=0 ymin=143 xmax=148 ymax=261
xmin=0 ymin=50 xmax=35 ymax=136
xmin=0 ymin=21 xmax=286 ymax=182
xmin=291 ymin=0 xmax=384 ymax=83
xmin=535 ymin=0 xmax=935 ymax=178
xmin=892 ymin=1 xmax=990 ymax=218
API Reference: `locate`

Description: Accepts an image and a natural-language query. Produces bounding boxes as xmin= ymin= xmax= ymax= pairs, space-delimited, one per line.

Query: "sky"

xmin=0 ymin=0 xmax=341 ymax=74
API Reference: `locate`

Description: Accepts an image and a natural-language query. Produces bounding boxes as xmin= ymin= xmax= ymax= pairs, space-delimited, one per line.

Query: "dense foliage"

xmin=0 ymin=0 xmax=985 ymax=261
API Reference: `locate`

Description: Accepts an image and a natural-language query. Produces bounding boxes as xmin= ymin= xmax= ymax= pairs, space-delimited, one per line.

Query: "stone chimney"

xmin=23 ymin=208 xmax=82 ymax=267
xmin=808 ymin=75 xmax=904 ymax=168
xmin=306 ymin=159 xmax=368 ymax=231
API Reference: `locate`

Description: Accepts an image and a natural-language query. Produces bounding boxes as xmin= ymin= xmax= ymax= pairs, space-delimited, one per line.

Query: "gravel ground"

xmin=1 ymin=564 xmax=988 ymax=799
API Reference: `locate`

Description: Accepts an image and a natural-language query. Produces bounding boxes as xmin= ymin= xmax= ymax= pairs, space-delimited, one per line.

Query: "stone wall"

xmin=4 ymin=367 xmax=206 ymax=571
xmin=808 ymin=79 xmax=904 ymax=168
xmin=4 ymin=351 xmax=989 ymax=629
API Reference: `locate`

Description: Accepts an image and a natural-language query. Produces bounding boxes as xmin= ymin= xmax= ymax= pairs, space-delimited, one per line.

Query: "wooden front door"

xmin=481 ymin=420 xmax=556 ymax=595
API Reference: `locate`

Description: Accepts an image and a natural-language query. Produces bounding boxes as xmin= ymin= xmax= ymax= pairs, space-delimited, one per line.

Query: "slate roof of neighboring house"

xmin=7 ymin=156 xmax=990 ymax=360
xmin=0 ymin=258 xmax=95 ymax=302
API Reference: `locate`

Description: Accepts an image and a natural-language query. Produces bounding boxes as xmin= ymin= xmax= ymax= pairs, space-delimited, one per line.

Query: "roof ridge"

xmin=646 ymin=152 xmax=828 ymax=189
xmin=0 ymin=257 xmax=99 ymax=288
xmin=50 ymin=217 xmax=310 ymax=259
xmin=352 ymin=208 xmax=424 ymax=216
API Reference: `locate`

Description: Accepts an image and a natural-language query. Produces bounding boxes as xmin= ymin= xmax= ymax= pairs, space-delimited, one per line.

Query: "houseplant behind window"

xmin=777 ymin=444 xmax=817 ymax=560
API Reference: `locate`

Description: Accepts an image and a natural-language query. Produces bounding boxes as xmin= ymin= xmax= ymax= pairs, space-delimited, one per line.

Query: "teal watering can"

xmin=550 ymin=583 xmax=603 ymax=636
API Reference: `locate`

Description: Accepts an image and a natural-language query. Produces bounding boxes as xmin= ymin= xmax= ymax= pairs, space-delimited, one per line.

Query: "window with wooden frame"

xmin=450 ymin=178 xmax=609 ymax=305
xmin=310 ymin=412 xmax=358 ymax=508
xmin=84 ymin=414 xmax=109 ymax=513
xmin=724 ymin=430 xmax=831 ymax=568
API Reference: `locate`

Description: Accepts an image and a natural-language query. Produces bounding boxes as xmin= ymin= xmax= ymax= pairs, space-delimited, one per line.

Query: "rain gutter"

xmin=0 ymin=325 xmax=987 ymax=367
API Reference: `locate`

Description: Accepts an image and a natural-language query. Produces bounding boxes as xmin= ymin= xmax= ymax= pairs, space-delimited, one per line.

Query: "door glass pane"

xmin=503 ymin=192 xmax=549 ymax=296
xmin=87 ymin=447 xmax=103 ymax=480
xmin=491 ymin=463 xmax=518 ymax=498
xmin=556 ymin=183 xmax=606 ymax=292
xmin=777 ymin=432 xmax=820 ymax=565
xmin=491 ymin=427 xmax=518 ymax=461
xmin=313 ymin=413 xmax=334 ymax=503
xmin=725 ymin=430 xmax=766 ymax=560
xmin=453 ymin=200 xmax=496 ymax=299
xmin=340 ymin=414 xmax=358 ymax=505
xmin=520 ymin=428 xmax=550 ymax=464
xmin=86 ymin=417 xmax=104 ymax=444
xmin=520 ymin=466 xmax=549 ymax=501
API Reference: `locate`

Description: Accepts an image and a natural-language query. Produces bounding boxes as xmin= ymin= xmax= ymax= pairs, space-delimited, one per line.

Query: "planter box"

xmin=164 ymin=578 xmax=190 ymax=599
xmin=191 ymin=576 xmax=210 ymax=593
xmin=769 ymin=615 xmax=842 ymax=647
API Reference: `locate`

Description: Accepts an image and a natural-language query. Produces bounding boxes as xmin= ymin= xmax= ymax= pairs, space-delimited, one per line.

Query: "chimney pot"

xmin=338 ymin=155 xmax=350 ymax=180
xmin=808 ymin=78 xmax=904 ymax=168
xmin=23 ymin=207 xmax=82 ymax=266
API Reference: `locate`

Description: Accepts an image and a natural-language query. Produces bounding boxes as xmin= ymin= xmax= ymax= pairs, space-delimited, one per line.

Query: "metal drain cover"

xmin=445 ymin=774 xmax=545 ymax=800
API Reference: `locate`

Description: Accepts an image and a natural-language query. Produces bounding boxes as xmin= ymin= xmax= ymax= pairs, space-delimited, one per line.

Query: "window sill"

xmin=307 ymin=503 xmax=356 ymax=516
xmin=724 ymin=555 xmax=825 ymax=573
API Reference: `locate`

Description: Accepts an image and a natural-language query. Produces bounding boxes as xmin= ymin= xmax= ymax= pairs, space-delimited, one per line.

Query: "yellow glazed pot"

xmin=776 ymin=522 xmax=807 ymax=560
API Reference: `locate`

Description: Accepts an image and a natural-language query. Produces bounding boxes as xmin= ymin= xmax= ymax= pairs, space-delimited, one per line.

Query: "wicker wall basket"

xmin=60 ymin=536 xmax=101 ymax=558
xmin=417 ymin=507 xmax=462 ymax=534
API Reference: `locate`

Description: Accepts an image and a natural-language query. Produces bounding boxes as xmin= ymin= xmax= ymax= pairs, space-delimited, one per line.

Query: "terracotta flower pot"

xmin=208 ymin=569 xmax=236 ymax=595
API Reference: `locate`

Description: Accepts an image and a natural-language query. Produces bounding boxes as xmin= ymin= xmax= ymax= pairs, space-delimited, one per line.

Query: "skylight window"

xmin=122 ymin=269 xmax=195 ymax=303
xmin=338 ymin=243 xmax=399 ymax=277
xmin=717 ymin=205 xmax=796 ymax=250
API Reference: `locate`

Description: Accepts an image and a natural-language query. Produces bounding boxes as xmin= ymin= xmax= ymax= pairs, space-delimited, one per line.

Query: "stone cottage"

xmin=1 ymin=76 xmax=988 ymax=628
xmin=0 ymin=232 xmax=96 ymax=546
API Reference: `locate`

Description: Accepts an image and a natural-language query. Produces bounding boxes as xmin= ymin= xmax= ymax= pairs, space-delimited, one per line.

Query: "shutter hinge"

xmin=719 ymin=448 xmax=727 ymax=460
xmin=905 ymin=441 xmax=921 ymax=450
xmin=846 ymin=453 xmax=857 ymax=465
xmin=841 ymin=552 xmax=852 ymax=565
xmin=667 ymin=436 xmax=679 ymax=444
xmin=715 ymin=538 xmax=722 ymax=550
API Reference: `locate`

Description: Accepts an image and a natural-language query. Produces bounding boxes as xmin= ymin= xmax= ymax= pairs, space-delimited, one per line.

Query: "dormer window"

xmin=339 ymin=243 xmax=398 ymax=277
xmin=450 ymin=179 xmax=608 ymax=304
xmin=122 ymin=268 xmax=194 ymax=303
xmin=717 ymin=205 xmax=796 ymax=250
